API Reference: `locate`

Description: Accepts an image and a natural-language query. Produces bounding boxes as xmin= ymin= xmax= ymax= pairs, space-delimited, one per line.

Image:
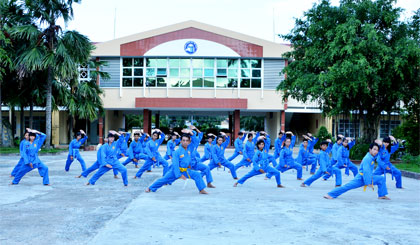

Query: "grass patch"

xmin=396 ymin=163 xmax=420 ymax=173
xmin=0 ymin=147 xmax=67 ymax=154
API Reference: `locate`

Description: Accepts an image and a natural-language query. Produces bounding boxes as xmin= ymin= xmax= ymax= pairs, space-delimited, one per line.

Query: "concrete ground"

xmin=0 ymin=146 xmax=419 ymax=245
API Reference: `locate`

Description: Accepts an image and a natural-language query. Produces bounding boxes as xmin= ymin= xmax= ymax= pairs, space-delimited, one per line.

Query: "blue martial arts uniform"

xmin=88 ymin=141 xmax=128 ymax=186
xmin=323 ymin=141 xmax=342 ymax=180
xmin=12 ymin=133 xmax=50 ymax=185
xmin=80 ymin=145 xmax=118 ymax=177
xmin=336 ymin=141 xmax=358 ymax=177
xmin=200 ymin=140 xmax=216 ymax=163
xmin=296 ymin=142 xmax=317 ymax=174
xmin=11 ymin=138 xmax=43 ymax=177
xmin=267 ymin=135 xmax=301 ymax=179
xmin=148 ymin=146 xmax=206 ymax=192
xmin=228 ymin=133 xmax=247 ymax=161
xmin=135 ymin=132 xmax=169 ymax=178
xmin=328 ymin=152 xmax=388 ymax=198
xmin=122 ymin=134 xmax=148 ymax=166
xmin=208 ymin=136 xmax=238 ymax=179
xmin=237 ymin=149 xmax=281 ymax=185
xmin=191 ymin=150 xmax=213 ymax=184
xmin=66 ymin=135 xmax=88 ymax=171
xmin=117 ymin=133 xmax=131 ymax=159
xmin=373 ymin=142 xmax=402 ymax=188
xmin=234 ymin=137 xmax=258 ymax=170
xmin=164 ymin=138 xmax=181 ymax=160
xmin=263 ymin=133 xmax=278 ymax=167
xmin=273 ymin=134 xmax=286 ymax=160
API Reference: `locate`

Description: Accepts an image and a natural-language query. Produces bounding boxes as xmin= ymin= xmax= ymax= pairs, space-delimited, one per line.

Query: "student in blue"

xmin=324 ymin=142 xmax=390 ymax=200
xmin=295 ymin=135 xmax=317 ymax=174
xmin=117 ymin=131 xmax=131 ymax=159
xmin=373 ymin=136 xmax=402 ymax=188
xmin=10 ymin=130 xmax=34 ymax=177
xmin=273 ymin=131 xmax=286 ymax=161
xmin=234 ymin=139 xmax=284 ymax=188
xmin=336 ymin=137 xmax=358 ymax=177
xmin=300 ymin=140 xmax=333 ymax=187
xmin=275 ymin=134 xmax=303 ymax=180
xmin=11 ymin=129 xmax=50 ymax=186
xmin=164 ymin=132 xmax=181 ymax=161
xmin=76 ymin=138 xmax=119 ymax=178
xmin=134 ymin=129 xmax=169 ymax=179
xmin=145 ymin=134 xmax=208 ymax=194
xmin=234 ymin=132 xmax=258 ymax=170
xmin=259 ymin=131 xmax=278 ymax=167
xmin=200 ymin=134 xmax=216 ymax=164
xmin=65 ymin=130 xmax=88 ymax=172
xmin=228 ymin=131 xmax=246 ymax=162
xmin=86 ymin=131 xmax=128 ymax=186
xmin=208 ymin=132 xmax=238 ymax=179
xmin=306 ymin=133 xmax=319 ymax=174
xmin=323 ymin=135 xmax=344 ymax=180
xmin=122 ymin=131 xmax=148 ymax=168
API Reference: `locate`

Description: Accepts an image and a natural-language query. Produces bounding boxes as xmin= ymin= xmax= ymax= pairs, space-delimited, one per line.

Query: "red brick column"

xmin=234 ymin=110 xmax=240 ymax=142
xmin=143 ymin=109 xmax=151 ymax=135
xmin=98 ymin=117 xmax=103 ymax=144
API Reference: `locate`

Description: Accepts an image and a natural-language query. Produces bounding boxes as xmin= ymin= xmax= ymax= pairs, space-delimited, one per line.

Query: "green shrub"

xmin=392 ymin=119 xmax=419 ymax=156
xmin=350 ymin=143 xmax=370 ymax=160
xmin=401 ymin=154 xmax=420 ymax=166
xmin=314 ymin=126 xmax=332 ymax=149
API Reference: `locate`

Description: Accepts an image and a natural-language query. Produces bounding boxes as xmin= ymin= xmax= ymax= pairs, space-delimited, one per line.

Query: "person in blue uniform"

xmin=200 ymin=134 xmax=216 ymax=164
xmin=323 ymin=135 xmax=344 ymax=180
xmin=117 ymin=131 xmax=131 ymax=159
xmin=86 ymin=131 xmax=128 ymax=186
xmin=275 ymin=133 xmax=303 ymax=180
xmin=134 ymin=129 xmax=169 ymax=179
xmin=234 ymin=132 xmax=258 ymax=170
xmin=65 ymin=130 xmax=88 ymax=172
xmin=273 ymin=131 xmax=286 ymax=161
xmin=373 ymin=136 xmax=402 ymax=188
xmin=228 ymin=131 xmax=246 ymax=162
xmin=295 ymin=135 xmax=317 ymax=174
xmin=145 ymin=134 xmax=208 ymax=194
xmin=301 ymin=140 xmax=335 ymax=187
xmin=234 ymin=139 xmax=284 ymax=188
xmin=208 ymin=132 xmax=238 ymax=179
xmin=164 ymin=132 xmax=181 ymax=161
xmin=10 ymin=129 xmax=33 ymax=177
xmin=336 ymin=137 xmax=358 ymax=177
xmin=11 ymin=129 xmax=50 ymax=186
xmin=324 ymin=141 xmax=390 ymax=200
xmin=122 ymin=131 xmax=148 ymax=168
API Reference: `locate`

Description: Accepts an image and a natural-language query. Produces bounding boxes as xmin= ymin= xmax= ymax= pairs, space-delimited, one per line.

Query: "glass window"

xmin=179 ymin=78 xmax=190 ymax=87
xmin=169 ymin=59 xmax=179 ymax=67
xmin=156 ymin=59 xmax=167 ymax=68
xmin=240 ymin=79 xmax=250 ymax=88
xmin=169 ymin=68 xmax=179 ymax=77
xmin=252 ymin=70 xmax=261 ymax=77
xmin=380 ymin=120 xmax=400 ymax=138
xmin=180 ymin=59 xmax=190 ymax=67
xmin=157 ymin=77 xmax=167 ymax=87
xmin=146 ymin=58 xmax=156 ymax=67
xmin=146 ymin=68 xmax=155 ymax=77
xmin=338 ymin=119 xmax=360 ymax=138
xmin=241 ymin=59 xmax=250 ymax=68
xmin=157 ymin=68 xmax=167 ymax=76
xmin=133 ymin=78 xmax=143 ymax=87
xmin=193 ymin=68 xmax=202 ymax=77
xmin=133 ymin=58 xmax=143 ymax=67
xmin=217 ymin=77 xmax=228 ymax=88
xmin=228 ymin=59 xmax=238 ymax=68
xmin=251 ymin=79 xmax=261 ymax=88
xmin=204 ymin=59 xmax=214 ymax=68
xmin=123 ymin=58 xmax=132 ymax=67
xmin=241 ymin=69 xmax=250 ymax=78
xmin=204 ymin=68 xmax=214 ymax=77
xmin=123 ymin=68 xmax=132 ymax=76
xmin=193 ymin=78 xmax=203 ymax=87
xmin=134 ymin=68 xmax=143 ymax=76
xmin=146 ymin=78 xmax=156 ymax=87
xmin=228 ymin=78 xmax=238 ymax=88
xmin=192 ymin=59 xmax=203 ymax=68
xmin=180 ymin=68 xmax=190 ymax=77
xmin=170 ymin=77 xmax=180 ymax=87
xmin=217 ymin=69 xmax=227 ymax=77
xmin=228 ymin=69 xmax=238 ymax=77
xmin=204 ymin=78 xmax=214 ymax=87
xmin=217 ymin=59 xmax=227 ymax=68
xmin=250 ymin=59 xmax=262 ymax=68
xmin=123 ymin=78 xmax=132 ymax=87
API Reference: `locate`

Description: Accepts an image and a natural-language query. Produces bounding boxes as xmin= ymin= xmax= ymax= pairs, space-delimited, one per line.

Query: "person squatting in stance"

xmin=295 ymin=134 xmax=318 ymax=174
xmin=116 ymin=131 xmax=131 ymax=159
xmin=256 ymin=131 xmax=278 ymax=167
xmin=208 ymin=132 xmax=238 ymax=179
xmin=164 ymin=131 xmax=181 ymax=161
xmin=145 ymin=133 xmax=208 ymax=194
xmin=373 ymin=136 xmax=403 ymax=189
xmin=134 ymin=129 xmax=169 ymax=179
xmin=122 ymin=131 xmax=149 ymax=168
xmin=234 ymin=132 xmax=258 ymax=171
xmin=336 ymin=137 xmax=359 ymax=177
xmin=276 ymin=132 xmax=303 ymax=180
xmin=324 ymin=141 xmax=390 ymax=200
xmin=200 ymin=133 xmax=216 ymax=164
xmin=87 ymin=131 xmax=128 ymax=186
xmin=273 ymin=131 xmax=286 ymax=161
xmin=301 ymin=140 xmax=335 ymax=187
xmin=322 ymin=134 xmax=344 ymax=180
xmin=227 ymin=131 xmax=247 ymax=162
xmin=11 ymin=129 xmax=50 ymax=186
xmin=10 ymin=129 xmax=42 ymax=178
xmin=65 ymin=130 xmax=87 ymax=172
xmin=234 ymin=139 xmax=284 ymax=188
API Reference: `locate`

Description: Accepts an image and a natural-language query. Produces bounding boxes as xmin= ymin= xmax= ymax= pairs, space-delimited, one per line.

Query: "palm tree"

xmin=11 ymin=0 xmax=92 ymax=148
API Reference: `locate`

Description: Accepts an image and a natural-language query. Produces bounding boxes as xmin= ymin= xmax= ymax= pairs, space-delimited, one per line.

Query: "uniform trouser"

xmin=238 ymin=166 xmax=281 ymax=185
xmin=323 ymin=160 xmax=337 ymax=180
xmin=373 ymin=165 xmax=402 ymax=188
xmin=12 ymin=162 xmax=49 ymax=185
xmin=149 ymin=168 xmax=206 ymax=192
xmin=301 ymin=158 xmax=317 ymax=174
xmin=303 ymin=168 xmax=326 ymax=186
xmin=320 ymin=166 xmax=342 ymax=186
xmin=135 ymin=156 xmax=169 ymax=178
xmin=324 ymin=162 xmax=358 ymax=179
xmin=11 ymin=158 xmax=43 ymax=177
xmin=89 ymin=161 xmax=128 ymax=186
xmin=200 ymin=155 xmax=211 ymax=163
xmin=122 ymin=153 xmax=148 ymax=166
xmin=65 ymin=151 xmax=86 ymax=171
xmin=266 ymin=162 xmax=303 ymax=179
xmin=117 ymin=150 xmax=128 ymax=160
xmin=268 ymin=154 xmax=278 ymax=167
xmin=192 ymin=163 xmax=213 ymax=184
xmin=228 ymin=151 xmax=241 ymax=161
xmin=328 ymin=174 xmax=388 ymax=198
xmin=208 ymin=159 xmax=238 ymax=179
xmin=81 ymin=161 xmax=118 ymax=177
xmin=234 ymin=158 xmax=252 ymax=171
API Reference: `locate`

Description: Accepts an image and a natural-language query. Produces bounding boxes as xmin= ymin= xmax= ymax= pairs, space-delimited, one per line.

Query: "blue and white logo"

xmin=184 ymin=41 xmax=197 ymax=54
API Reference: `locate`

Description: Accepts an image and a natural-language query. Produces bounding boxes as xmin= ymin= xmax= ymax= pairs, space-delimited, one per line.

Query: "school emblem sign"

xmin=184 ymin=41 xmax=197 ymax=54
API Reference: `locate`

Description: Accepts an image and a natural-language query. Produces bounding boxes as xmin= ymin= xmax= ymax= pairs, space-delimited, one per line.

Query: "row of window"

xmin=122 ymin=77 xmax=261 ymax=88
xmin=335 ymin=119 xmax=400 ymax=138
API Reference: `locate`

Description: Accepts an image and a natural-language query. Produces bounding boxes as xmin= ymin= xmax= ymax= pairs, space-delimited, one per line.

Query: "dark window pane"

xmin=146 ymin=58 xmax=156 ymax=67
xmin=228 ymin=59 xmax=238 ymax=68
xmin=240 ymin=59 xmax=250 ymax=68
xmin=240 ymin=79 xmax=250 ymax=88
xmin=157 ymin=68 xmax=167 ymax=76
xmin=134 ymin=68 xmax=143 ymax=76
xmin=204 ymin=78 xmax=214 ymax=87
xmin=252 ymin=69 xmax=261 ymax=77
xmin=157 ymin=77 xmax=167 ymax=87
xmin=193 ymin=78 xmax=203 ymax=87
xmin=133 ymin=58 xmax=143 ymax=67
xmin=123 ymin=58 xmax=132 ymax=67
xmin=123 ymin=68 xmax=132 ymax=76
xmin=228 ymin=78 xmax=238 ymax=88
xmin=241 ymin=69 xmax=250 ymax=78
xmin=251 ymin=59 xmax=261 ymax=68
xmin=146 ymin=78 xmax=156 ymax=87
xmin=133 ymin=78 xmax=143 ymax=87
xmin=217 ymin=69 xmax=227 ymax=77
xmin=123 ymin=78 xmax=133 ymax=87
xmin=251 ymin=79 xmax=261 ymax=88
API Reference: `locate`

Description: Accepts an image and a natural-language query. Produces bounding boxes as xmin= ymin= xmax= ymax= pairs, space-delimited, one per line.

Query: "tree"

xmin=278 ymin=0 xmax=420 ymax=143
xmin=12 ymin=0 xmax=92 ymax=148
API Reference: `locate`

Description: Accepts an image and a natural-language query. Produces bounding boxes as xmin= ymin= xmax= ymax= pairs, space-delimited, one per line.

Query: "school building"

xmin=1 ymin=21 xmax=401 ymax=146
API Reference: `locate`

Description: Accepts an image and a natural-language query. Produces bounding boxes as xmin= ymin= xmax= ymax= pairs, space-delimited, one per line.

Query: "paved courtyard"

xmin=1 ymin=147 xmax=419 ymax=245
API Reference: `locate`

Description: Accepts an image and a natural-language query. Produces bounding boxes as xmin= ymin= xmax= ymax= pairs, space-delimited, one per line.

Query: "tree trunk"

xmin=69 ymin=114 xmax=73 ymax=144
xmin=29 ymin=100 xmax=33 ymax=129
xmin=0 ymin=80 xmax=2 ymax=146
xmin=20 ymin=105 xmax=24 ymax=139
xmin=362 ymin=112 xmax=380 ymax=143
xmin=45 ymin=66 xmax=53 ymax=149
xmin=85 ymin=119 xmax=89 ymax=145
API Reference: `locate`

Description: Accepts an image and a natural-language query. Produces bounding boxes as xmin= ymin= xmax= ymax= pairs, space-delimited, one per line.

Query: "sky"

xmin=62 ymin=0 xmax=420 ymax=43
